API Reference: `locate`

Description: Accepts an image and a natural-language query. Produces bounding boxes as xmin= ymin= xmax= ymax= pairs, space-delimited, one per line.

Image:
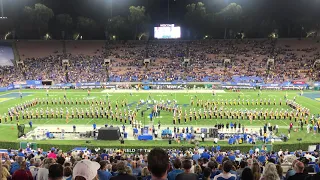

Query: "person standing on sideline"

xmin=154 ymin=129 xmax=158 ymax=139
xmin=93 ymin=123 xmax=96 ymax=130
xmin=201 ymin=132 xmax=205 ymax=142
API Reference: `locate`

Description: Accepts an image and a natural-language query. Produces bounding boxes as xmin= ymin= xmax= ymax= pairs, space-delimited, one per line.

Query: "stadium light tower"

xmin=168 ymin=0 xmax=176 ymax=21
xmin=110 ymin=0 xmax=113 ymax=17
xmin=0 ymin=0 xmax=7 ymax=19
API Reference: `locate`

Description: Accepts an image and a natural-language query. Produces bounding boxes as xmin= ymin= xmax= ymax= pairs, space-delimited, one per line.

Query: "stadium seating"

xmin=0 ymin=38 xmax=319 ymax=87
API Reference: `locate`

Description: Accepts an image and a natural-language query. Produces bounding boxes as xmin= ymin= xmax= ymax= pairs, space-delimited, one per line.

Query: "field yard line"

xmin=66 ymin=119 xmax=73 ymax=124
xmin=87 ymin=119 xmax=94 ymax=125
xmin=280 ymin=119 xmax=288 ymax=126
xmin=0 ymin=92 xmax=14 ymax=97
xmin=302 ymin=102 xmax=320 ymax=111
xmin=44 ymin=120 xmax=51 ymax=124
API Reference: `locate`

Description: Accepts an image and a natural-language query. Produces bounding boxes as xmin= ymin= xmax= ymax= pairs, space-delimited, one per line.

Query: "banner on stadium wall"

xmin=235 ymin=82 xmax=254 ymax=86
xmin=280 ymin=82 xmax=292 ymax=86
xmin=75 ymin=82 xmax=101 ymax=87
xmin=13 ymin=81 xmax=27 ymax=85
xmin=292 ymin=81 xmax=305 ymax=85
xmin=280 ymin=82 xmax=308 ymax=88
xmin=222 ymin=82 xmax=255 ymax=86
xmin=314 ymin=82 xmax=320 ymax=87
xmin=143 ymin=86 xmax=150 ymax=90
xmin=13 ymin=84 xmax=28 ymax=89
xmin=141 ymin=81 xmax=187 ymax=85
xmin=6 ymin=84 xmax=14 ymax=90
xmin=171 ymin=81 xmax=187 ymax=85
xmin=26 ymin=80 xmax=42 ymax=86
xmin=261 ymin=83 xmax=279 ymax=87
xmin=0 ymin=87 xmax=7 ymax=92
xmin=53 ymin=83 xmax=73 ymax=87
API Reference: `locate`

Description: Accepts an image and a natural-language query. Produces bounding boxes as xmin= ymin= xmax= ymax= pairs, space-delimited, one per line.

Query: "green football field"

xmin=0 ymin=89 xmax=319 ymax=151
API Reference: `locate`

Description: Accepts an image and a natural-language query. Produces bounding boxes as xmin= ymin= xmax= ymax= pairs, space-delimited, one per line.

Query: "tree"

xmin=106 ymin=15 xmax=128 ymax=40
xmin=23 ymin=3 xmax=54 ymax=37
xmin=185 ymin=2 xmax=208 ymax=38
xmin=128 ymin=6 xmax=150 ymax=40
xmin=77 ymin=16 xmax=97 ymax=39
xmin=217 ymin=3 xmax=242 ymax=39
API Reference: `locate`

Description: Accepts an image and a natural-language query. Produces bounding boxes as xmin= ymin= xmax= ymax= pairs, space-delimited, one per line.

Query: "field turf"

xmin=0 ymin=89 xmax=319 ymax=150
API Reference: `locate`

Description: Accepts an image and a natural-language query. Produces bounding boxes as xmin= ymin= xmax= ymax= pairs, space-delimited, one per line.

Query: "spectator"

xmin=62 ymin=166 xmax=72 ymax=180
xmin=56 ymin=157 xmax=65 ymax=166
xmin=240 ymin=167 xmax=253 ymax=180
xmin=192 ymin=151 xmax=200 ymax=163
xmin=276 ymin=164 xmax=284 ymax=180
xmin=175 ymin=159 xmax=198 ymax=180
xmin=125 ymin=166 xmax=133 ymax=175
xmin=237 ymin=161 xmax=247 ymax=178
xmin=29 ymin=159 xmax=41 ymax=179
xmin=111 ymin=163 xmax=118 ymax=176
xmin=260 ymin=163 xmax=280 ymax=180
xmin=251 ymin=162 xmax=261 ymax=180
xmin=207 ymin=160 xmax=219 ymax=179
xmin=147 ymin=148 xmax=169 ymax=180
xmin=48 ymin=150 xmax=57 ymax=159
xmin=213 ymin=160 xmax=237 ymax=180
xmin=10 ymin=156 xmax=27 ymax=174
xmin=141 ymin=167 xmax=151 ymax=180
xmin=12 ymin=161 xmax=33 ymax=180
xmin=34 ymin=151 xmax=43 ymax=160
xmin=167 ymin=158 xmax=183 ymax=180
xmin=98 ymin=161 xmax=112 ymax=180
xmin=287 ymin=161 xmax=307 ymax=180
xmin=131 ymin=161 xmax=142 ymax=176
xmin=37 ymin=158 xmax=55 ymax=180
xmin=194 ymin=165 xmax=202 ymax=179
xmin=201 ymin=149 xmax=211 ymax=160
xmin=48 ymin=164 xmax=63 ymax=180
xmin=73 ymin=159 xmax=100 ymax=180
xmin=202 ymin=167 xmax=212 ymax=180
xmin=110 ymin=161 xmax=136 ymax=180
xmin=285 ymin=159 xmax=298 ymax=179
xmin=1 ymin=164 xmax=11 ymax=180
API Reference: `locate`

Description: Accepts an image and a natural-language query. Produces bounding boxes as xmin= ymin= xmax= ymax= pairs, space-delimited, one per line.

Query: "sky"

xmin=1 ymin=0 xmax=320 ymax=39
xmin=1 ymin=0 xmax=319 ymax=24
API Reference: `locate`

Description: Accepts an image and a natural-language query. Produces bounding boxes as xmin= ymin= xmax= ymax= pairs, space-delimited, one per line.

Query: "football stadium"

xmin=0 ymin=0 xmax=320 ymax=180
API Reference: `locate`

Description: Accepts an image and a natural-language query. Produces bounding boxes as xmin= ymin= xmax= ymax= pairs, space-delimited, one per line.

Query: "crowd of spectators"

xmin=0 ymin=39 xmax=319 ymax=87
xmin=1 ymin=146 xmax=320 ymax=180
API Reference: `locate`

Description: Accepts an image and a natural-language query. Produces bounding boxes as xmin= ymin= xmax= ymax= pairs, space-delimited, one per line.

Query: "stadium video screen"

xmin=154 ymin=24 xmax=181 ymax=39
